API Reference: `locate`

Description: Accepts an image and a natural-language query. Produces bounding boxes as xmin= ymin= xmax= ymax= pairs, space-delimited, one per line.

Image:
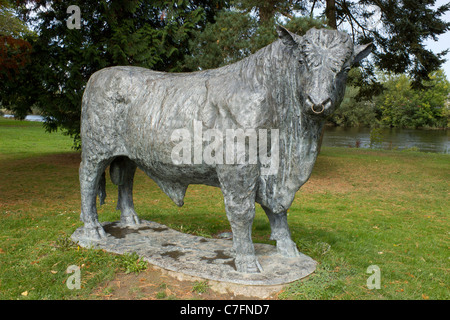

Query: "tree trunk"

xmin=325 ymin=0 xmax=337 ymax=29
xmin=258 ymin=0 xmax=277 ymax=24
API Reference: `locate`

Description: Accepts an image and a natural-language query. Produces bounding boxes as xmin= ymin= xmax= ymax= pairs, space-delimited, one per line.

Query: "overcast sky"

xmin=424 ymin=0 xmax=450 ymax=79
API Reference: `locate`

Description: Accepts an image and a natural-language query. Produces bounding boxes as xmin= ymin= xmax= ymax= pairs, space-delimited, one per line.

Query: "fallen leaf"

xmin=422 ymin=294 xmax=429 ymax=300
xmin=21 ymin=291 xmax=28 ymax=296
xmin=50 ymin=270 xmax=58 ymax=274
xmin=0 ymin=248 xmax=4 ymax=253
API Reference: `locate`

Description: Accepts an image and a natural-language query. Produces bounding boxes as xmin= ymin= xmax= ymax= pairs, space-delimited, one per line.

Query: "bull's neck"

xmin=266 ymin=41 xmax=325 ymax=187
xmin=249 ymin=41 xmax=326 ymax=212
xmin=260 ymin=41 xmax=324 ymax=142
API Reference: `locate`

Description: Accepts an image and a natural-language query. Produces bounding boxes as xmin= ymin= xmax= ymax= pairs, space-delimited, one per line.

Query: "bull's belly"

xmin=131 ymin=156 xmax=220 ymax=187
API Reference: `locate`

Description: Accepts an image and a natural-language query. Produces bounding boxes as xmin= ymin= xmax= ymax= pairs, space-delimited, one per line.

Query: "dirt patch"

xmin=91 ymin=264 xmax=280 ymax=300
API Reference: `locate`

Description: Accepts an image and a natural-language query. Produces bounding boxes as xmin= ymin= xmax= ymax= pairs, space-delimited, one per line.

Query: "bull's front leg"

xmin=262 ymin=206 xmax=300 ymax=257
xmin=217 ymin=164 xmax=262 ymax=273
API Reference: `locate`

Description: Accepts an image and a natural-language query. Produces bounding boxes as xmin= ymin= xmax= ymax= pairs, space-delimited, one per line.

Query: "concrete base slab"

xmin=71 ymin=220 xmax=317 ymax=286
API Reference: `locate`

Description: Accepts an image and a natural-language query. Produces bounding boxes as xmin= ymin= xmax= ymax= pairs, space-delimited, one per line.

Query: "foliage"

xmin=377 ymin=70 xmax=450 ymax=128
xmin=119 ymin=252 xmax=148 ymax=275
xmin=0 ymin=0 xmax=34 ymax=78
xmin=0 ymin=35 xmax=31 ymax=78
xmin=184 ymin=10 xmax=260 ymax=70
xmin=192 ymin=280 xmax=210 ymax=293
xmin=184 ymin=1 xmax=326 ymax=70
xmin=325 ymin=0 xmax=450 ymax=92
xmin=0 ymin=0 xmax=449 ymax=146
xmin=330 ymin=68 xmax=450 ymax=129
xmin=330 ymin=85 xmax=378 ymax=127
xmin=369 ymin=127 xmax=384 ymax=149
xmin=55 ymin=235 xmax=79 ymax=251
xmin=1 ymin=0 xmax=210 ymax=148
xmin=0 ymin=0 xmax=34 ymax=37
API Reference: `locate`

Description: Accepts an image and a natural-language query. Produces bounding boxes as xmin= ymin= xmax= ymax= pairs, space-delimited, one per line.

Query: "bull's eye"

xmin=337 ymin=66 xmax=351 ymax=77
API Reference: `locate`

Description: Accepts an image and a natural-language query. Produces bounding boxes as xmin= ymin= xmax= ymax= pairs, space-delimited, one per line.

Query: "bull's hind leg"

xmin=79 ymin=158 xmax=109 ymax=240
xmin=110 ymin=157 xmax=140 ymax=226
xmin=262 ymin=206 xmax=299 ymax=257
xmin=217 ymin=164 xmax=262 ymax=273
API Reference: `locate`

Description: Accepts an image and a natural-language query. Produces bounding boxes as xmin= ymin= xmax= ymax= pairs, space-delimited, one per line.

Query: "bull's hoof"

xmin=82 ymin=224 xmax=107 ymax=240
xmin=235 ymin=254 xmax=263 ymax=273
xmin=120 ymin=211 xmax=140 ymax=226
xmin=276 ymin=238 xmax=300 ymax=257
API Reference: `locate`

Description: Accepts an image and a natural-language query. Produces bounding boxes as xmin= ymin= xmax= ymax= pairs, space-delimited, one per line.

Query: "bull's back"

xmin=81 ymin=67 xmax=161 ymax=154
xmin=81 ymin=66 xmax=212 ymax=164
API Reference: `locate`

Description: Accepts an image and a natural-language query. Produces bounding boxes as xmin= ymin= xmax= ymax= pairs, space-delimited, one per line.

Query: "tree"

xmin=186 ymin=0 xmax=449 ymax=98
xmin=323 ymin=0 xmax=450 ymax=91
xmin=1 ymin=0 xmax=213 ymax=147
xmin=1 ymin=0 xmax=449 ymax=145
xmin=419 ymin=69 xmax=450 ymax=128
xmin=185 ymin=2 xmax=326 ymax=70
xmin=329 ymin=85 xmax=379 ymax=127
xmin=0 ymin=0 xmax=34 ymax=79
xmin=377 ymin=69 xmax=450 ymax=128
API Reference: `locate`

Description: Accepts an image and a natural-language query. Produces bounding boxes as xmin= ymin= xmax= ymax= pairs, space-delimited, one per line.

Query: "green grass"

xmin=192 ymin=281 xmax=210 ymax=294
xmin=0 ymin=118 xmax=448 ymax=299
xmin=0 ymin=118 xmax=74 ymax=161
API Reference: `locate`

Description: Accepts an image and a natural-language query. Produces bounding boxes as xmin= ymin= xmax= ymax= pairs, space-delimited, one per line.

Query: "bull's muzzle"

xmin=306 ymin=96 xmax=331 ymax=115
xmin=311 ymin=103 xmax=325 ymax=114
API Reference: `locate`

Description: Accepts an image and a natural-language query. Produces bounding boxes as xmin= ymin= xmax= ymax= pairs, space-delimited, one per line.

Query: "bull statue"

xmin=79 ymin=26 xmax=372 ymax=273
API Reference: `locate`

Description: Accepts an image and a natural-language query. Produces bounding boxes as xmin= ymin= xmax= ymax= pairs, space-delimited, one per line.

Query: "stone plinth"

xmin=71 ymin=220 xmax=316 ymax=286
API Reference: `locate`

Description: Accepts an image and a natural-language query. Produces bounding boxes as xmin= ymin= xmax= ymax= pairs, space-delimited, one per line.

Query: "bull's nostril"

xmin=311 ymin=104 xmax=324 ymax=114
xmin=306 ymin=97 xmax=331 ymax=114
xmin=310 ymin=98 xmax=332 ymax=114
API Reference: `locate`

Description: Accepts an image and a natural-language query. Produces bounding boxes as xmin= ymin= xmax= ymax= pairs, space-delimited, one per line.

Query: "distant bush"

xmin=330 ymin=85 xmax=379 ymax=127
xmin=377 ymin=70 xmax=450 ymax=129
xmin=330 ymin=69 xmax=449 ymax=129
xmin=370 ymin=128 xmax=385 ymax=149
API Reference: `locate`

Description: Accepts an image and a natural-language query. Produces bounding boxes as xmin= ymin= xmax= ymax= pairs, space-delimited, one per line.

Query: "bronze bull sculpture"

xmin=79 ymin=26 xmax=371 ymax=273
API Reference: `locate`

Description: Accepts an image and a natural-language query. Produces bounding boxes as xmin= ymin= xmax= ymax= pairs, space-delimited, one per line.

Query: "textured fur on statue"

xmin=79 ymin=26 xmax=372 ymax=273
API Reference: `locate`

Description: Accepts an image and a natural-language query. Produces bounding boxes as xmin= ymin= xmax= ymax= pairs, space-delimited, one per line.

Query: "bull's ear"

xmin=352 ymin=43 xmax=373 ymax=65
xmin=276 ymin=25 xmax=297 ymax=49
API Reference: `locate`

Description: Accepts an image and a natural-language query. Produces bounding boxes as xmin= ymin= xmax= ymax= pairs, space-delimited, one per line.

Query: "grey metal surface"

xmin=78 ymin=26 xmax=371 ymax=274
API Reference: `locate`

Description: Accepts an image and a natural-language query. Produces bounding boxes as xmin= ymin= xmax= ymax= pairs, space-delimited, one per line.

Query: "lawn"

xmin=0 ymin=118 xmax=448 ymax=299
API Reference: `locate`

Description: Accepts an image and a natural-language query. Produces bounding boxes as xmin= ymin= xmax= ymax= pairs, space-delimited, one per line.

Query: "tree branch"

xmin=337 ymin=0 xmax=370 ymax=37
xmin=281 ymin=11 xmax=294 ymax=20
xmin=310 ymin=0 xmax=317 ymax=18
xmin=371 ymin=0 xmax=388 ymax=15
xmin=325 ymin=0 xmax=337 ymax=29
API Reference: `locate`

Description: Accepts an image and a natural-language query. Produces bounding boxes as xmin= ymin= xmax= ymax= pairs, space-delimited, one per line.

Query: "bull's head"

xmin=277 ymin=26 xmax=372 ymax=117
